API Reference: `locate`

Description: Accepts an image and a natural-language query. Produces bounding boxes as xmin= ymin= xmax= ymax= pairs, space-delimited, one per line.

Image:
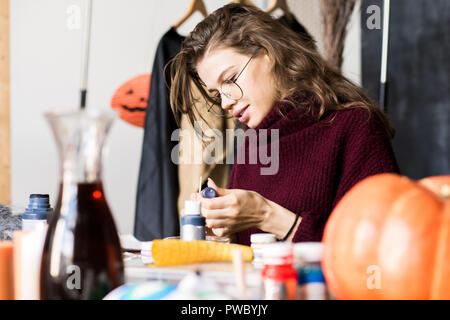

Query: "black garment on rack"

xmin=134 ymin=27 xmax=185 ymax=241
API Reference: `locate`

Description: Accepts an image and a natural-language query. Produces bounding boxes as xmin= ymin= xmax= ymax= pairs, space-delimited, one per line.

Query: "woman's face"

xmin=196 ymin=47 xmax=278 ymax=128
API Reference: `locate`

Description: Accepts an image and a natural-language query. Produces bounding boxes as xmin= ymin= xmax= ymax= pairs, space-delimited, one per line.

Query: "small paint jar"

xmin=250 ymin=233 xmax=277 ymax=268
xmin=180 ymin=200 xmax=205 ymax=241
xmin=261 ymin=243 xmax=297 ymax=300
xmin=294 ymin=242 xmax=328 ymax=300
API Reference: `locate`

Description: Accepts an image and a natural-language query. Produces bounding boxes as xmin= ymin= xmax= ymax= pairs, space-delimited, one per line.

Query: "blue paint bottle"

xmin=180 ymin=200 xmax=205 ymax=241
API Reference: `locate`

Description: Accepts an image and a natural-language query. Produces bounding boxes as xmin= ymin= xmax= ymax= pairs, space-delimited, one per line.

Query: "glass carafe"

xmin=40 ymin=109 xmax=124 ymax=300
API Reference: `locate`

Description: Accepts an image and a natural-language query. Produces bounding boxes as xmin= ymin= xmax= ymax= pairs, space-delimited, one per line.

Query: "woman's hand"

xmin=191 ymin=178 xmax=271 ymax=238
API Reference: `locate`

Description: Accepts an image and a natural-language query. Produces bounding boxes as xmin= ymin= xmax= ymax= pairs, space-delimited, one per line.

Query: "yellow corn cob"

xmin=151 ymin=239 xmax=253 ymax=266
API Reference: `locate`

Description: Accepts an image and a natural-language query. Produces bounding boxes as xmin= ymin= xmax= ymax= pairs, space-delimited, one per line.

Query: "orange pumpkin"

xmin=418 ymin=176 xmax=450 ymax=198
xmin=322 ymin=173 xmax=450 ymax=300
xmin=110 ymin=74 xmax=151 ymax=128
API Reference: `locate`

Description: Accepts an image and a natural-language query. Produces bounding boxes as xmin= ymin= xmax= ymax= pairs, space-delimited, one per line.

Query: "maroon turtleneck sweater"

xmin=227 ymin=101 xmax=400 ymax=246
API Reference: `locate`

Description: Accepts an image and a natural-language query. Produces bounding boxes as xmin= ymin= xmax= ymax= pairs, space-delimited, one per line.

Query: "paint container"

xmin=261 ymin=243 xmax=297 ymax=300
xmin=180 ymin=200 xmax=205 ymax=241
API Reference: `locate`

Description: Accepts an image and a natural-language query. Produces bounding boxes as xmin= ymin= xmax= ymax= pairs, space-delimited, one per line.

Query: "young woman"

xmin=169 ymin=4 xmax=399 ymax=245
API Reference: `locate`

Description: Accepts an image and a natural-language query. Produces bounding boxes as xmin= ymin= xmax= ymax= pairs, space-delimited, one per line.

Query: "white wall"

xmin=10 ymin=0 xmax=360 ymax=235
xmin=289 ymin=0 xmax=361 ymax=85
xmin=342 ymin=1 xmax=362 ymax=85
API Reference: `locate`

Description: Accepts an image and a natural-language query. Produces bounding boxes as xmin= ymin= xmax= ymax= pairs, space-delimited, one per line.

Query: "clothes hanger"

xmin=174 ymin=0 xmax=208 ymax=30
xmin=232 ymin=0 xmax=255 ymax=6
xmin=265 ymin=0 xmax=294 ymax=20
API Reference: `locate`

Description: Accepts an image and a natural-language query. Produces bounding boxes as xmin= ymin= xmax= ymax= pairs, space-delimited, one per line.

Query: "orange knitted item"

xmin=151 ymin=239 xmax=253 ymax=266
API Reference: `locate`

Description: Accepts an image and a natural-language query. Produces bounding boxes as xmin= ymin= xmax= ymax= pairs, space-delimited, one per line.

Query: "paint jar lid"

xmin=294 ymin=242 xmax=323 ymax=262
xmin=184 ymin=200 xmax=201 ymax=216
xmin=262 ymin=243 xmax=294 ymax=265
xmin=201 ymin=187 xmax=216 ymax=199
xmin=22 ymin=194 xmax=53 ymax=220
xmin=251 ymin=233 xmax=277 ymax=244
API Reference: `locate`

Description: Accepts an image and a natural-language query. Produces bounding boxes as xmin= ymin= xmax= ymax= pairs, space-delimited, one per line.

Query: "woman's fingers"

xmin=201 ymin=206 xmax=231 ymax=219
xmin=205 ymin=218 xmax=228 ymax=229
xmin=200 ymin=192 xmax=238 ymax=210
xmin=205 ymin=226 xmax=215 ymax=236
xmin=207 ymin=178 xmax=232 ymax=197
xmin=211 ymin=227 xmax=230 ymax=238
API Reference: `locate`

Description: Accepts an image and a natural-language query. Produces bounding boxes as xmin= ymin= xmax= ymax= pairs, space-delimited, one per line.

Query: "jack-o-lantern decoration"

xmin=110 ymin=74 xmax=151 ymax=128
xmin=322 ymin=173 xmax=450 ymax=300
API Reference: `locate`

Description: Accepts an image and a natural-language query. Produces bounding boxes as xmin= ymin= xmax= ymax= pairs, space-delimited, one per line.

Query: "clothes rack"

xmin=265 ymin=0 xmax=294 ymax=21
xmin=174 ymin=0 xmax=208 ymax=29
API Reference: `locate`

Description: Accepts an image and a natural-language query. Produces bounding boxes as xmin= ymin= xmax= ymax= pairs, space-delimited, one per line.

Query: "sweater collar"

xmin=252 ymin=96 xmax=319 ymax=134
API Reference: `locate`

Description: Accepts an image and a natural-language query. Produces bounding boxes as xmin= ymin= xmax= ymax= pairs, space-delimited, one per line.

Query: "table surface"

xmin=124 ymin=252 xmax=262 ymax=287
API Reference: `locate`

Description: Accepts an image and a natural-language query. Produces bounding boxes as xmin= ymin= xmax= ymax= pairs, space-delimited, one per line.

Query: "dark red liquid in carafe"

xmin=40 ymin=182 xmax=124 ymax=300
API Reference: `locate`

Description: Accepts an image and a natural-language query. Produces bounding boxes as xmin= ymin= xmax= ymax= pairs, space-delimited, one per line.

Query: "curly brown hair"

xmin=169 ymin=3 xmax=394 ymax=138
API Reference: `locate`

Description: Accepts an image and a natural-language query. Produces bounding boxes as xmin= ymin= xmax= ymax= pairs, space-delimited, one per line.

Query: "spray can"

xmin=180 ymin=200 xmax=205 ymax=241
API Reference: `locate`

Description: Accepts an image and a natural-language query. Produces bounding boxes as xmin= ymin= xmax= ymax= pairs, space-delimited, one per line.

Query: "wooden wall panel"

xmin=0 ymin=0 xmax=10 ymax=203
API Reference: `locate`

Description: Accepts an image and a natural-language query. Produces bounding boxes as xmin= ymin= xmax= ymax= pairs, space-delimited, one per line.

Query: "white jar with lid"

xmin=261 ymin=243 xmax=298 ymax=300
xmin=250 ymin=233 xmax=277 ymax=268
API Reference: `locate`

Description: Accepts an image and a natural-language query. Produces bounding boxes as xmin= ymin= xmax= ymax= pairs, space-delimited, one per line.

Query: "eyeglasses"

xmin=204 ymin=54 xmax=255 ymax=118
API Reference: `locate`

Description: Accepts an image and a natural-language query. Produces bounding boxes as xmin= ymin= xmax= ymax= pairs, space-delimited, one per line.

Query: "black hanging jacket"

xmin=134 ymin=28 xmax=185 ymax=240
